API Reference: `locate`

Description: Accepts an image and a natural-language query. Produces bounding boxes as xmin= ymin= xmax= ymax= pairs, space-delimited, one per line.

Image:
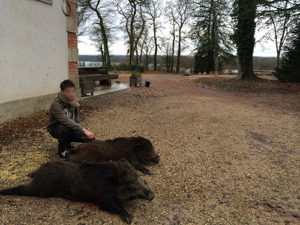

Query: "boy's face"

xmin=61 ymin=87 xmax=76 ymax=101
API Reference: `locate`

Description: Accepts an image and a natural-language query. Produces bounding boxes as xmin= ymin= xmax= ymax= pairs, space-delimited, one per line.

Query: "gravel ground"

xmin=0 ymin=73 xmax=300 ymax=225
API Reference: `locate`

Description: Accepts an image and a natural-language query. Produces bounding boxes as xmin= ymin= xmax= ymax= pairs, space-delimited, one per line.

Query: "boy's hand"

xmin=82 ymin=128 xmax=95 ymax=139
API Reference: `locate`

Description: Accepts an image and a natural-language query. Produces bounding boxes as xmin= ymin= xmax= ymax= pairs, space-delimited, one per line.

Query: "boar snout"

xmin=144 ymin=190 xmax=155 ymax=201
xmin=151 ymin=155 xmax=160 ymax=164
xmin=139 ymin=180 xmax=154 ymax=200
xmin=137 ymin=177 xmax=155 ymax=200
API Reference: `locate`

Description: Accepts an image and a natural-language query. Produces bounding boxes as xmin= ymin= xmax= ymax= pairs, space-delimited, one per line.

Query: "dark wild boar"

xmin=69 ymin=136 xmax=160 ymax=175
xmin=0 ymin=159 xmax=154 ymax=224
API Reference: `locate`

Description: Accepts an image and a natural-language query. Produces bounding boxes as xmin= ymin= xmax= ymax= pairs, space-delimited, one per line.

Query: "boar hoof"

xmin=121 ymin=213 xmax=132 ymax=224
xmin=145 ymin=169 xmax=152 ymax=175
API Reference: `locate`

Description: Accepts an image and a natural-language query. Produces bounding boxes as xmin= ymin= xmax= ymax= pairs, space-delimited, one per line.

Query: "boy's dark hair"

xmin=60 ymin=79 xmax=75 ymax=91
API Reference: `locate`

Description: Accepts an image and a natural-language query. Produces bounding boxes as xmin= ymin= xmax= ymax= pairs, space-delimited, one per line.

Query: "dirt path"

xmin=0 ymin=73 xmax=299 ymax=225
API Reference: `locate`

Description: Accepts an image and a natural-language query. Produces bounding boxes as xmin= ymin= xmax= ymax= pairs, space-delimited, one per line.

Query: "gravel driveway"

xmin=0 ymin=73 xmax=299 ymax=225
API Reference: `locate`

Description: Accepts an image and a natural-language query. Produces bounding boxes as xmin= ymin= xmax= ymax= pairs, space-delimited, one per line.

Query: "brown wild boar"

xmin=69 ymin=136 xmax=160 ymax=175
xmin=0 ymin=159 xmax=154 ymax=224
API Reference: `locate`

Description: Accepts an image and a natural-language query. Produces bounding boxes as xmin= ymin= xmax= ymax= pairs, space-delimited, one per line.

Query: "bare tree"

xmin=78 ymin=0 xmax=115 ymax=67
xmin=77 ymin=0 xmax=90 ymax=37
xmin=259 ymin=0 xmax=299 ymax=68
xmin=166 ymin=0 xmax=192 ymax=74
xmin=139 ymin=26 xmax=154 ymax=70
xmin=170 ymin=17 xmax=177 ymax=73
xmin=160 ymin=37 xmax=172 ymax=72
xmin=116 ymin=0 xmax=147 ymax=69
xmin=268 ymin=6 xmax=290 ymax=68
xmin=90 ymin=27 xmax=105 ymax=65
xmin=145 ymin=0 xmax=162 ymax=71
xmin=134 ymin=5 xmax=146 ymax=66
xmin=164 ymin=3 xmax=177 ymax=73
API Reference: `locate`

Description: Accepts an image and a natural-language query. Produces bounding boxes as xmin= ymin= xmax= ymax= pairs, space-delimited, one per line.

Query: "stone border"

xmin=0 ymin=93 xmax=57 ymax=124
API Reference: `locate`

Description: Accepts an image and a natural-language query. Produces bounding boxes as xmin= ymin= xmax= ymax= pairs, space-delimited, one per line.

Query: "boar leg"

xmin=128 ymin=157 xmax=152 ymax=175
xmin=99 ymin=197 xmax=132 ymax=224
xmin=133 ymin=164 xmax=152 ymax=175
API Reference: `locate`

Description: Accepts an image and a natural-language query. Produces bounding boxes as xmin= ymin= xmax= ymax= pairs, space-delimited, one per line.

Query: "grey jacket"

xmin=47 ymin=96 xmax=83 ymax=131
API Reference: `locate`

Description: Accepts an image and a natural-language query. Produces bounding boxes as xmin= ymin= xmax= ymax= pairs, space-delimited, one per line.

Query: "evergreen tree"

xmin=191 ymin=0 xmax=233 ymax=74
xmin=275 ymin=24 xmax=300 ymax=82
xmin=194 ymin=40 xmax=214 ymax=74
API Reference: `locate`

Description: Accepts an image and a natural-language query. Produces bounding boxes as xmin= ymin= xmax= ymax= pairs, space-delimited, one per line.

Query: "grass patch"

xmin=197 ymin=77 xmax=300 ymax=94
xmin=133 ymin=93 xmax=142 ymax=97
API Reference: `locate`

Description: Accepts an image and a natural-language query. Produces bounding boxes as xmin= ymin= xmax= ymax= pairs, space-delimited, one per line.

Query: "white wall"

xmin=0 ymin=0 xmax=68 ymax=104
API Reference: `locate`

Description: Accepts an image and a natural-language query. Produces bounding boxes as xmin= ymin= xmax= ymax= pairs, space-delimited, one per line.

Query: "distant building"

xmin=0 ymin=0 xmax=79 ymax=123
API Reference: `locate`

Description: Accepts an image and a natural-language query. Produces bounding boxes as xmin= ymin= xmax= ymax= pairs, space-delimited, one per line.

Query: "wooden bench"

xmin=79 ymin=67 xmax=118 ymax=96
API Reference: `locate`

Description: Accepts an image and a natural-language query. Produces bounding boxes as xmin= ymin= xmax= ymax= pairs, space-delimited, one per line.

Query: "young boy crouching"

xmin=47 ymin=80 xmax=95 ymax=160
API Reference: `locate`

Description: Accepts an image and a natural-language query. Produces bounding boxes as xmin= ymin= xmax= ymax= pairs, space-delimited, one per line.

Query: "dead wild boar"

xmin=0 ymin=159 xmax=154 ymax=224
xmin=69 ymin=136 xmax=160 ymax=175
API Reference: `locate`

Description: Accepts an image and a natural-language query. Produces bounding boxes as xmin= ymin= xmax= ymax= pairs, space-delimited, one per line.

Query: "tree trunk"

xmin=135 ymin=48 xmax=139 ymax=66
xmin=167 ymin=45 xmax=170 ymax=72
xmin=211 ymin=0 xmax=218 ymax=74
xmin=170 ymin=20 xmax=176 ymax=73
xmin=171 ymin=33 xmax=175 ymax=73
xmin=139 ymin=47 xmax=143 ymax=67
xmin=99 ymin=44 xmax=105 ymax=66
xmin=238 ymin=55 xmax=255 ymax=79
xmin=176 ymin=28 xmax=182 ymax=74
xmin=236 ymin=0 xmax=257 ymax=80
xmin=276 ymin=50 xmax=280 ymax=69
xmin=88 ymin=1 xmax=111 ymax=68
xmin=133 ymin=10 xmax=145 ymax=68
xmin=145 ymin=54 xmax=150 ymax=70
xmin=99 ymin=19 xmax=111 ymax=67
xmin=153 ymin=26 xmax=158 ymax=71
xmin=207 ymin=3 xmax=213 ymax=73
xmin=129 ymin=4 xmax=137 ymax=69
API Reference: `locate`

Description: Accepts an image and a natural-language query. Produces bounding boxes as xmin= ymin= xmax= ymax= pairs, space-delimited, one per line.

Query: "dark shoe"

xmin=57 ymin=151 xmax=69 ymax=160
xmin=66 ymin=144 xmax=76 ymax=154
